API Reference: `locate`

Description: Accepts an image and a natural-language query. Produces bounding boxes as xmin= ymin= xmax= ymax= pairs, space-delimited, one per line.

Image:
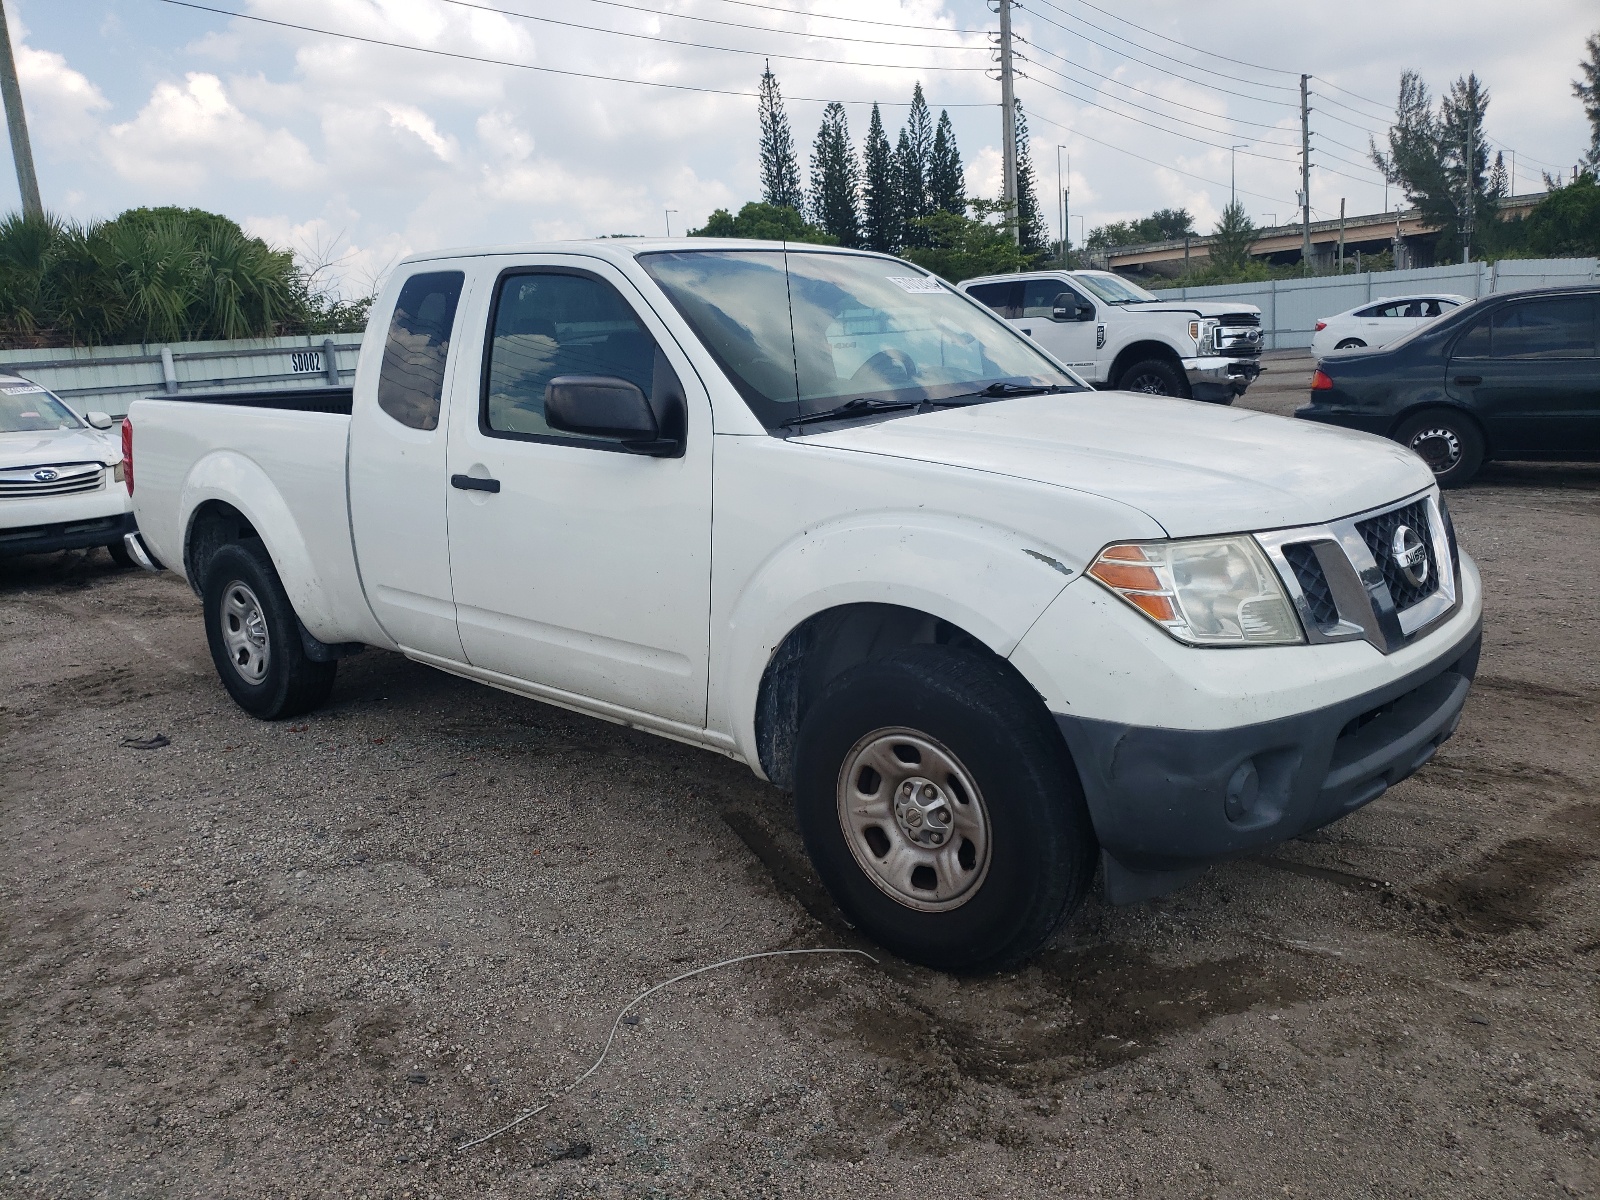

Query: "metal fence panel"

xmin=0 ymin=333 xmax=365 ymax=417
xmin=1170 ymin=258 xmax=1599 ymax=350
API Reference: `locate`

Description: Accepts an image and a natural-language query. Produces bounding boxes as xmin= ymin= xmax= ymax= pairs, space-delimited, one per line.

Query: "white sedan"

xmin=1311 ymin=293 xmax=1469 ymax=358
xmin=1 ymin=374 xmax=136 ymax=564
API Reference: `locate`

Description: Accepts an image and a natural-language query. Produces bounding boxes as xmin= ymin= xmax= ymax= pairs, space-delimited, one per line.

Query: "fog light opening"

xmin=1224 ymin=760 xmax=1260 ymax=824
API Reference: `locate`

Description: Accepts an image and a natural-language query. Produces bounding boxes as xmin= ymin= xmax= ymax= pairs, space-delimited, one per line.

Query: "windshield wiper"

xmin=780 ymin=397 xmax=921 ymax=428
xmin=928 ymin=381 xmax=1072 ymax=404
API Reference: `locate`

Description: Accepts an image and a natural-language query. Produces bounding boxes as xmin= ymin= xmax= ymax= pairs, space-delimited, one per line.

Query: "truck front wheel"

xmin=794 ymin=647 xmax=1096 ymax=971
xmin=202 ymin=541 xmax=336 ymax=719
xmin=1116 ymin=358 xmax=1188 ymax=398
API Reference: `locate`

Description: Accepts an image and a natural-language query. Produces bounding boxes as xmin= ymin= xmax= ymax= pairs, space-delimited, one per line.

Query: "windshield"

xmin=1074 ymin=273 xmax=1160 ymax=304
xmin=638 ymin=249 xmax=1084 ymax=428
xmin=0 ymin=383 xmax=83 ymax=433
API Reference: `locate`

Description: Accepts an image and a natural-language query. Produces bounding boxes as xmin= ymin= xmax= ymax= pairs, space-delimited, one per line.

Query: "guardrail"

xmin=0 ymin=333 xmax=365 ymax=417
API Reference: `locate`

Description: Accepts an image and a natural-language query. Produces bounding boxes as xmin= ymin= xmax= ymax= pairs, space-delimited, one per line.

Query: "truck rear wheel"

xmin=1116 ymin=358 xmax=1188 ymax=398
xmin=202 ymin=541 xmax=336 ymax=719
xmin=794 ymin=647 xmax=1096 ymax=972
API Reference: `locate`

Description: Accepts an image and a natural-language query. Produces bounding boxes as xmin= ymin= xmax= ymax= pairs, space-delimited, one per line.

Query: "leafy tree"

xmin=757 ymin=64 xmax=805 ymax=212
xmin=0 ymin=206 xmax=359 ymax=347
xmin=1207 ymin=201 xmax=1256 ymax=272
xmin=901 ymin=199 xmax=1032 ymax=282
xmin=1371 ymin=70 xmax=1503 ymax=261
xmin=1513 ymin=171 xmax=1600 ymax=255
xmin=1084 ymin=208 xmax=1195 ymax=250
xmin=1013 ymin=102 xmax=1048 ymax=260
xmin=929 ymin=110 xmax=965 ymax=215
xmin=808 ymin=103 xmax=861 ymax=248
xmin=688 ymin=201 xmax=836 ymax=244
xmin=1576 ymin=31 xmax=1600 ymax=170
xmin=861 ymin=104 xmax=898 ymax=253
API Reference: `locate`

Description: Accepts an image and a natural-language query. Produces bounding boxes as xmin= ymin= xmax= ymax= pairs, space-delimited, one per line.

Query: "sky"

xmin=7 ymin=0 xmax=1597 ymax=296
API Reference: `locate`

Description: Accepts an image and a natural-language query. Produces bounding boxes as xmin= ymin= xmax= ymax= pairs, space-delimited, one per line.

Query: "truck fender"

xmin=715 ymin=511 xmax=1080 ymax=771
xmin=178 ymin=449 xmax=344 ymax=640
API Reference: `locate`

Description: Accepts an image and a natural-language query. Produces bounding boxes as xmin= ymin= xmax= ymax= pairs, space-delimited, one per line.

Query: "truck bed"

xmin=126 ymin=392 xmax=390 ymax=649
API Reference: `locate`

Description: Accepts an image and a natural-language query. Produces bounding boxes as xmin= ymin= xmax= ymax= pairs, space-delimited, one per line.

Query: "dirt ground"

xmin=3 ymin=373 xmax=1598 ymax=1198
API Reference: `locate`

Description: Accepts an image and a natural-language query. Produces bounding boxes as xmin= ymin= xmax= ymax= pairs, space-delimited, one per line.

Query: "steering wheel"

xmin=850 ymin=347 xmax=918 ymax=388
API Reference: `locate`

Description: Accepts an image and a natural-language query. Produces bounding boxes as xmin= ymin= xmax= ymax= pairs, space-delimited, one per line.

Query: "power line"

xmin=1022 ymin=37 xmax=1302 ymax=135
xmin=1024 ymin=105 xmax=1294 ymax=206
xmin=430 ymin=0 xmax=991 ymax=72
xmin=507 ymin=0 xmax=986 ymax=52
xmin=1061 ymin=0 xmax=1300 ymax=79
xmin=155 ymin=1 xmax=999 ymax=104
xmin=700 ymin=0 xmax=990 ymax=36
xmin=1026 ymin=0 xmax=1297 ymax=96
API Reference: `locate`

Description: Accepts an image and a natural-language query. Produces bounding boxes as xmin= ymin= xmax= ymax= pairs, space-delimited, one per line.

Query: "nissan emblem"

xmin=1390 ymin=525 xmax=1430 ymax=589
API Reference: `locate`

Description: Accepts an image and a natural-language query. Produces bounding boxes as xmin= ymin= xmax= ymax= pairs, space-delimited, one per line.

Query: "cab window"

xmin=965 ymin=281 xmax=1021 ymax=319
xmin=375 ymin=271 xmax=465 ymax=431
xmin=482 ymin=270 xmax=663 ymax=442
xmin=1021 ymin=279 xmax=1085 ymax=319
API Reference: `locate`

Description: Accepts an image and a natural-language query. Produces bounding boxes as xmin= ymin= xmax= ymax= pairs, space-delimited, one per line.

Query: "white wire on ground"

xmin=455 ymin=947 xmax=879 ymax=1152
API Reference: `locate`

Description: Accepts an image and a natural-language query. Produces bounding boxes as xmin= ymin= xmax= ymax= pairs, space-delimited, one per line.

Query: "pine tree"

xmin=809 ymin=103 xmax=861 ymax=248
xmin=1209 ymin=201 xmax=1256 ymax=271
xmin=892 ymin=128 xmax=923 ymax=248
xmin=1575 ymin=31 xmax=1600 ymax=170
xmin=757 ymin=63 xmax=804 ymax=213
xmin=1013 ymin=102 xmax=1048 ymax=258
xmin=929 ymin=110 xmax=965 ymax=215
xmin=861 ymin=104 xmax=898 ymax=253
xmin=902 ymin=84 xmax=934 ymax=219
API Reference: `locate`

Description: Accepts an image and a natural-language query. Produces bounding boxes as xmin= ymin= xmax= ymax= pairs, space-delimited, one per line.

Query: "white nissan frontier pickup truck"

xmin=124 ymin=239 xmax=1483 ymax=971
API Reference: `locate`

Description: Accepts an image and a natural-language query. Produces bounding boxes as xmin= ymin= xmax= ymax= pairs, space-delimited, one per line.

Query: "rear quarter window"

xmin=376 ymin=271 xmax=466 ymax=431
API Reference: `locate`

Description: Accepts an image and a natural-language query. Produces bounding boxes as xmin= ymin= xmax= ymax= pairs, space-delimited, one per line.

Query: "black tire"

xmin=794 ymin=647 xmax=1096 ymax=972
xmin=1392 ymin=408 xmax=1486 ymax=489
xmin=201 ymin=541 xmax=336 ymax=719
xmin=105 ymin=538 xmax=135 ymax=568
xmin=1334 ymin=338 xmax=1367 ymax=350
xmin=1116 ymin=357 xmax=1188 ymax=398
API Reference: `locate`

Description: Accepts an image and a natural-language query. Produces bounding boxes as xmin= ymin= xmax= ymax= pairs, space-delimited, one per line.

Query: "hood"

xmin=0 ymin=426 xmax=120 ymax=470
xmin=1121 ymin=300 xmax=1261 ymax=318
xmin=796 ymin=391 xmax=1433 ymax=538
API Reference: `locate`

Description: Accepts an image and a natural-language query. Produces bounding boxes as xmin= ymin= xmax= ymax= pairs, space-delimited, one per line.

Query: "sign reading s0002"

xmin=290 ymin=351 xmax=324 ymax=373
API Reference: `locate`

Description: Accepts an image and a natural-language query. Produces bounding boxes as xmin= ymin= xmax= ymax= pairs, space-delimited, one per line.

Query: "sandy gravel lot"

xmin=3 ymin=377 xmax=1598 ymax=1198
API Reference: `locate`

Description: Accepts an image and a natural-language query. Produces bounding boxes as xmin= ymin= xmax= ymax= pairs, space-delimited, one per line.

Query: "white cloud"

xmin=16 ymin=45 xmax=109 ymax=148
xmin=385 ymin=104 xmax=457 ymax=162
xmin=104 ymin=73 xmax=320 ymax=189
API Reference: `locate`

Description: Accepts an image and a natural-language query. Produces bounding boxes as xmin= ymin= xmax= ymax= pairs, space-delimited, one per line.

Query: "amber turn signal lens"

xmin=1311 ymin=369 xmax=1333 ymax=390
xmin=1088 ymin=560 xmax=1161 ymax=591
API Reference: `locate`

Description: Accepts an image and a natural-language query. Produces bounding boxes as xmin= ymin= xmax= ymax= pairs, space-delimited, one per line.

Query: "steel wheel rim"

xmin=836 ymin=727 xmax=992 ymax=913
xmin=1409 ymin=427 xmax=1461 ymax=474
xmin=1129 ymin=372 xmax=1170 ymax=395
xmin=220 ymin=580 xmax=271 ymax=684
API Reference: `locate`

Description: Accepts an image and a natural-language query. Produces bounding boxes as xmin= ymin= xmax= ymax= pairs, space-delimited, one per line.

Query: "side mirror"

xmin=545 ymin=375 xmax=678 ymax=455
xmin=1050 ymin=294 xmax=1094 ymax=322
xmin=84 ymin=411 xmax=115 ymax=430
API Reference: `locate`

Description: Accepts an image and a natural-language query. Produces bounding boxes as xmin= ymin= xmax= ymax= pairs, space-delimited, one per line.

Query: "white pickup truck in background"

xmin=125 ymin=239 xmax=1482 ymax=971
xmin=959 ymin=269 xmax=1264 ymax=402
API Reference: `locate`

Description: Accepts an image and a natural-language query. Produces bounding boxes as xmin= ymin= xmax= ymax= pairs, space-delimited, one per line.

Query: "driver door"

xmin=443 ymin=258 xmax=714 ymax=727
xmin=1018 ymin=278 xmax=1097 ymax=375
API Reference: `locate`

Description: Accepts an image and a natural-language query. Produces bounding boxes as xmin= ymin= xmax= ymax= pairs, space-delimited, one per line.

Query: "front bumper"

xmin=1184 ymin=355 xmax=1262 ymax=402
xmin=1295 ymin=403 xmax=1390 ymax=436
xmin=0 ymin=511 xmax=137 ymax=559
xmin=1054 ymin=618 xmax=1481 ymax=903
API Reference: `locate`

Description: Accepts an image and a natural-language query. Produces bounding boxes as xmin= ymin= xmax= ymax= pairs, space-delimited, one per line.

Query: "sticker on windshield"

xmin=886 ymin=275 xmax=945 ymax=294
xmin=1 ymin=384 xmax=44 ymax=394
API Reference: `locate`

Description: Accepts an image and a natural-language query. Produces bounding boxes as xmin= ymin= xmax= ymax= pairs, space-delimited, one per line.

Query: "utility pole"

xmin=996 ymin=0 xmax=1019 ymax=245
xmin=1337 ymin=197 xmax=1346 ymax=273
xmin=1461 ymin=100 xmax=1474 ymax=264
xmin=1299 ymin=74 xmax=1312 ymax=272
xmin=1055 ymin=144 xmax=1065 ymax=266
xmin=0 ymin=1 xmax=41 ymax=218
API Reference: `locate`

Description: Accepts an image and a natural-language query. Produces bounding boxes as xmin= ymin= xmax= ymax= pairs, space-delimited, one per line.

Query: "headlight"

xmin=1088 ymin=536 xmax=1305 ymax=646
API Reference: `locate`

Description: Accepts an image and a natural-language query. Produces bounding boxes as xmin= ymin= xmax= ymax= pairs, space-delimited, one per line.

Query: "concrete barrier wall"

xmin=1165 ymin=258 xmax=1600 ymax=350
xmin=0 ymin=333 xmax=365 ymax=418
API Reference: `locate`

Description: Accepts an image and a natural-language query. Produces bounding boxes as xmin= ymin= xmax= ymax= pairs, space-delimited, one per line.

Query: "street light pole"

xmin=665 ymin=209 xmax=679 ymax=237
xmin=1230 ymin=144 xmax=1246 ymax=209
xmin=1055 ymin=145 xmax=1070 ymax=267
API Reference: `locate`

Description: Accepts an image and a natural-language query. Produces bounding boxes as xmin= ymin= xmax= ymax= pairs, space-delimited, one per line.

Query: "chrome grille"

xmin=1220 ymin=312 xmax=1260 ymax=327
xmin=1356 ymin=499 xmax=1437 ymax=613
xmin=1256 ymin=491 xmax=1459 ymax=655
xmin=0 ymin=463 xmax=105 ymax=498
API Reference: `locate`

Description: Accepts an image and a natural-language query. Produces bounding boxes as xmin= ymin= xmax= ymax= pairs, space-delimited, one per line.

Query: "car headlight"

xmin=1088 ymin=536 xmax=1305 ymax=646
xmin=1188 ymin=318 xmax=1221 ymax=351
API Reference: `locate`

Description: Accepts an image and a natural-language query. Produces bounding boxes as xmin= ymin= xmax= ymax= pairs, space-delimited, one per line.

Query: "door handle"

xmin=1020 ymin=327 xmax=1033 ymax=336
xmin=451 ymin=474 xmax=501 ymax=493
xmin=1453 ymin=375 xmax=1482 ymax=387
